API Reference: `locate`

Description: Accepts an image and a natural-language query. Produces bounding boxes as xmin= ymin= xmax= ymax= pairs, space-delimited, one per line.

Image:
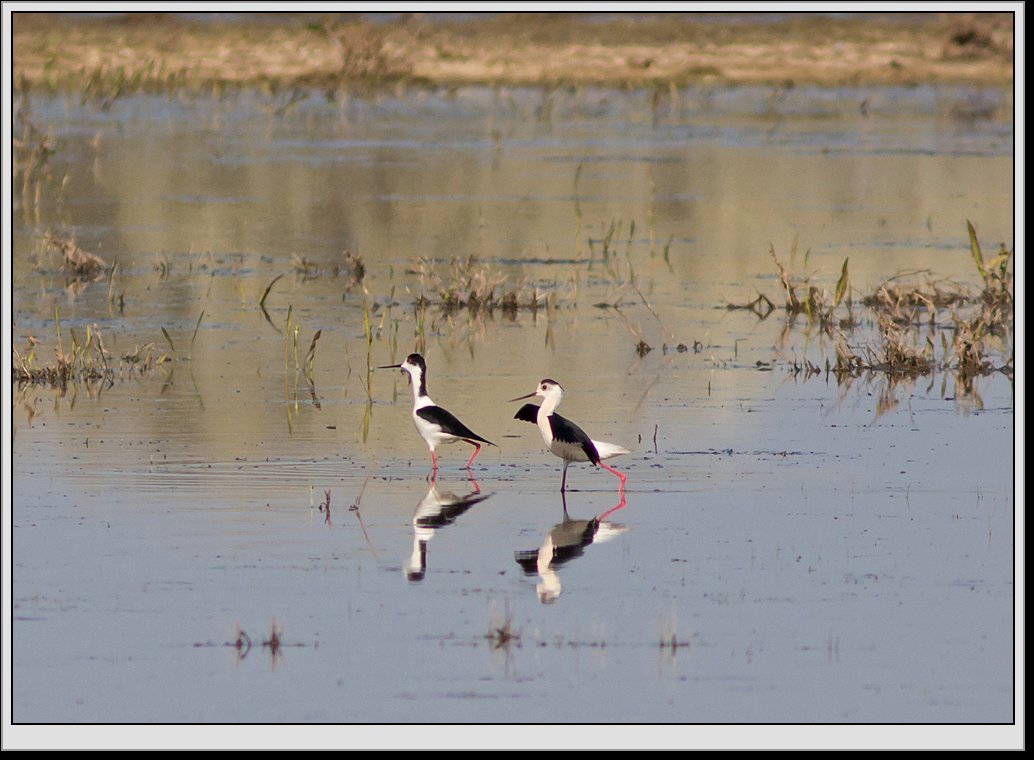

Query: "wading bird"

xmin=380 ymin=353 xmax=496 ymax=472
xmin=511 ymin=378 xmax=628 ymax=492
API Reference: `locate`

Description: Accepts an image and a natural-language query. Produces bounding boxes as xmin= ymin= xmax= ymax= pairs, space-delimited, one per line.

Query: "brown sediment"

xmin=12 ymin=11 xmax=1014 ymax=95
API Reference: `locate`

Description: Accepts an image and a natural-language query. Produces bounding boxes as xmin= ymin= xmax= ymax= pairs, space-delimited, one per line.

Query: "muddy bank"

xmin=12 ymin=11 xmax=1014 ymax=95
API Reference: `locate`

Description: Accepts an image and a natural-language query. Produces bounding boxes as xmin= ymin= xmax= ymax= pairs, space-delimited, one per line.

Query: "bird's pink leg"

xmin=430 ymin=449 xmax=439 ymax=472
xmin=601 ymin=462 xmax=626 ymax=491
xmin=560 ymin=461 xmax=570 ymax=492
xmin=465 ymin=441 xmax=482 ymax=470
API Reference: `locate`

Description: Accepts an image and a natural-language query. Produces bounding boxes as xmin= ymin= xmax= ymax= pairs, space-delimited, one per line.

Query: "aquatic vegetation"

xmin=486 ymin=601 xmax=520 ymax=650
xmin=160 ymin=311 xmax=205 ymax=361
xmin=748 ymin=222 xmax=1013 ymax=416
xmin=12 ymin=321 xmax=170 ymax=388
xmin=965 ymin=219 xmax=1014 ymax=337
xmin=216 ymin=620 xmax=299 ymax=665
xmin=766 ymin=238 xmax=853 ymax=333
xmin=281 ymin=305 xmax=324 ymax=429
xmin=408 ymin=254 xmax=548 ymax=318
xmin=729 ymin=223 xmax=1013 ymax=392
xmin=585 ymin=216 xmax=648 ymax=285
xmin=291 ymin=248 xmax=365 ymax=286
xmin=579 ymin=212 xmax=677 ymax=354
xmin=291 ymin=254 xmax=322 ymax=281
xmin=303 ymin=329 xmax=322 ymax=383
xmin=259 ymin=272 xmax=285 ymax=319
xmin=34 ymin=232 xmax=107 ymax=282
xmin=832 ymin=312 xmax=936 ymax=378
xmin=861 ymin=271 xmax=975 ymax=314
xmin=262 ymin=620 xmax=283 ymax=661
xmin=658 ymin=630 xmax=690 ymax=652
xmin=12 ymin=94 xmax=64 ymax=223
xmin=486 ymin=621 xmax=520 ymax=649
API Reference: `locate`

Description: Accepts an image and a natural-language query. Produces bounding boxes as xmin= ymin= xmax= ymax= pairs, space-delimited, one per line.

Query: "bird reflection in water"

xmin=404 ymin=473 xmax=493 ymax=582
xmin=514 ymin=490 xmax=628 ymax=603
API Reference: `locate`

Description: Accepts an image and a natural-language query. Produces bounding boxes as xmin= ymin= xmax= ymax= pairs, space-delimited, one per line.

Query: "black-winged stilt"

xmin=379 ymin=353 xmax=496 ymax=472
xmin=510 ymin=378 xmax=629 ymax=492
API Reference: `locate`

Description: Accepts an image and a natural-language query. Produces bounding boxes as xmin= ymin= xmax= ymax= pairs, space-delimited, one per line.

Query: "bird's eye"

xmin=540 ymin=384 xmax=547 ymax=391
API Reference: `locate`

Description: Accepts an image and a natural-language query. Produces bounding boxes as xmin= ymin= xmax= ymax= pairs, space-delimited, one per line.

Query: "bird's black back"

xmin=418 ymin=405 xmax=495 ymax=446
xmin=513 ymin=403 xmax=600 ymax=464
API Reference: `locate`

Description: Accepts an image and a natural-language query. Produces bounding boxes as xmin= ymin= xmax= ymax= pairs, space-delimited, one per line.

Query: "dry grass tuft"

xmin=12 ymin=328 xmax=169 ymax=389
xmin=292 ymin=248 xmax=366 ymax=287
xmin=408 ymin=254 xmax=545 ymax=317
xmin=768 ymin=240 xmax=853 ymax=333
xmin=755 ymin=222 xmax=1012 ymax=394
xmin=37 ymin=232 xmax=108 ymax=281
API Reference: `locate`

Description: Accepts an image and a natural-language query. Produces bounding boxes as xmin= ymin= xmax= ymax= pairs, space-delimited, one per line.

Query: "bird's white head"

xmin=534 ymin=379 xmax=563 ymax=400
xmin=510 ymin=378 xmax=564 ymax=412
xmin=379 ymin=353 xmax=428 ymax=397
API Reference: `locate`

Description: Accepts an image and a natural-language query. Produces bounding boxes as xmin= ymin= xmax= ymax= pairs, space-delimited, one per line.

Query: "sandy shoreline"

xmin=11 ymin=11 xmax=1015 ymax=94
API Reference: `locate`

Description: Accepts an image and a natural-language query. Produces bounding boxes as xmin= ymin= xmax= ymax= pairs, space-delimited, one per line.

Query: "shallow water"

xmin=8 ymin=84 xmax=1016 ymax=744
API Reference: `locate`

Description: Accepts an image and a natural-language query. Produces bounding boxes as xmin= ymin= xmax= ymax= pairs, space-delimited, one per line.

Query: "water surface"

xmin=9 ymin=83 xmax=1015 ymax=745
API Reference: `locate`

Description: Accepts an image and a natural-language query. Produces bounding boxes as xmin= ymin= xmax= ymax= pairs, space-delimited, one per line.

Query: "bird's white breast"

xmin=536 ymin=414 xmax=554 ymax=449
xmin=412 ymin=408 xmax=460 ymax=447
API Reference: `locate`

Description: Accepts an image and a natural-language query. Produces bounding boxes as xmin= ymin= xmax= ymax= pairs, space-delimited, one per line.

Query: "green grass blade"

xmin=161 ymin=326 xmax=175 ymax=353
xmin=260 ymin=273 xmax=284 ymax=309
xmin=966 ymin=220 xmax=986 ymax=283
xmin=834 ymin=258 xmax=849 ymax=307
xmin=189 ymin=310 xmax=205 ymax=350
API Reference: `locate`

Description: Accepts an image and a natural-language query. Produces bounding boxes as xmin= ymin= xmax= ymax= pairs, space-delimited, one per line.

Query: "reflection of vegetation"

xmin=486 ymin=601 xmax=520 ymax=650
xmin=210 ymin=620 xmax=301 ymax=667
xmin=13 ymin=95 xmax=58 ymax=220
xmin=160 ymin=311 xmax=205 ymax=361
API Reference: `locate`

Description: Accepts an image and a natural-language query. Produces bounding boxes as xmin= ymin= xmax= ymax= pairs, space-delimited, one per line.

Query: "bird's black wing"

xmin=513 ymin=403 xmax=540 ymax=423
xmin=548 ymin=414 xmax=601 ymax=465
xmin=417 ymin=406 xmax=495 ymax=446
xmin=513 ymin=404 xmax=600 ymax=464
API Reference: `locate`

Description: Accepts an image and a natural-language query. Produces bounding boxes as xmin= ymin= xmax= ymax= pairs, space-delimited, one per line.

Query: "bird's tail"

xmin=592 ymin=440 xmax=630 ymax=460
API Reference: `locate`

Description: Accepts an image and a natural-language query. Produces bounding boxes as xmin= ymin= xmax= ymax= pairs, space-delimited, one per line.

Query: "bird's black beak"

xmin=509 ymin=391 xmax=537 ymax=402
xmin=378 ymin=363 xmax=403 ymax=370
